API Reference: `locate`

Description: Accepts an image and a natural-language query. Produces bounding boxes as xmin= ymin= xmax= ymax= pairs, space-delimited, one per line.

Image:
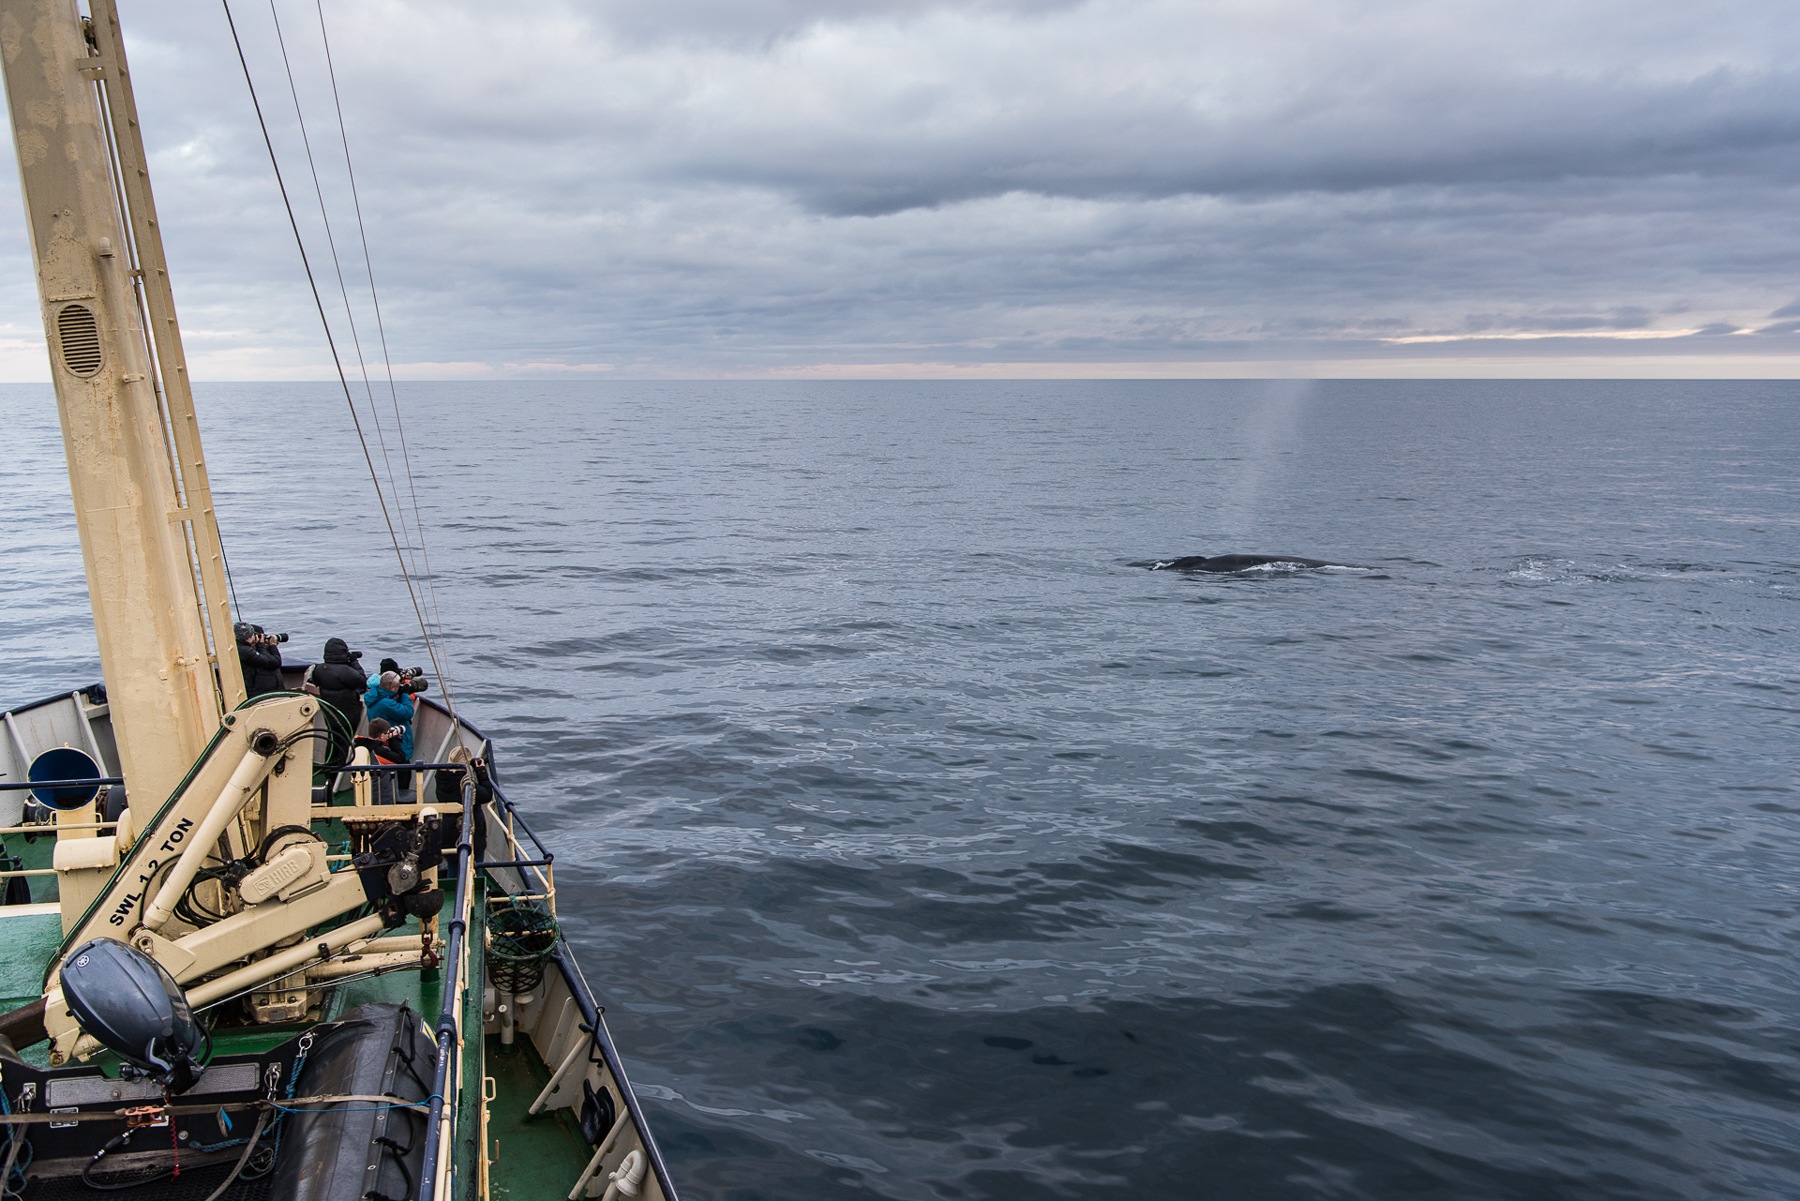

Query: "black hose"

xmin=81 ymin=1106 xmax=267 ymax=1195
xmin=80 ymin=1132 xmax=157 ymax=1191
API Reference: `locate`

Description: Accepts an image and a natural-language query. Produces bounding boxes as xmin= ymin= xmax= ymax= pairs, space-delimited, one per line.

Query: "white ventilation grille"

xmin=56 ymin=303 xmax=103 ymax=378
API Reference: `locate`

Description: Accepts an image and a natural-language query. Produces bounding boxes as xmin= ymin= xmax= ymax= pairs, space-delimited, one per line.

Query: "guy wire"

xmin=265 ymin=0 xmax=456 ymax=710
xmin=266 ymin=3 xmax=417 ymax=591
xmin=313 ymin=0 xmax=457 ymax=708
xmin=222 ymin=0 xmax=453 ymax=710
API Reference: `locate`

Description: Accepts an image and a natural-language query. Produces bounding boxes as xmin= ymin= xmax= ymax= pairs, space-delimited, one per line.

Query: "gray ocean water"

xmin=2 ymin=379 xmax=1798 ymax=1200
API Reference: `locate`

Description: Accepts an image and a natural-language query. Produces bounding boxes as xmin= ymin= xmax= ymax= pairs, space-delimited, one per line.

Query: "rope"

xmin=267 ymin=0 xmax=419 ymax=637
xmin=266 ymin=0 xmax=402 ymax=553
xmin=265 ymin=0 xmax=455 ymax=708
xmin=311 ymin=0 xmax=458 ymax=713
xmin=271 ymin=1093 xmax=436 ymax=1111
xmin=222 ymin=0 xmax=455 ymax=712
xmin=219 ymin=530 xmax=243 ymax=617
xmin=0 ymin=1094 xmax=432 ymax=1127
xmin=0 ymin=1092 xmax=24 ymax=1201
xmin=195 ymin=1110 xmax=269 ymax=1201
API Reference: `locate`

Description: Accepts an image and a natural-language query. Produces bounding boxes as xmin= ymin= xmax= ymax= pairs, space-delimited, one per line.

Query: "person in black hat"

xmin=303 ymin=637 xmax=367 ymax=767
xmin=234 ymin=622 xmax=285 ymax=699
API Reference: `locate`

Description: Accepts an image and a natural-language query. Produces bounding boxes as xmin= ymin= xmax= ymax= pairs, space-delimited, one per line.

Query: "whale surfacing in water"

xmin=1151 ymin=554 xmax=1335 ymax=572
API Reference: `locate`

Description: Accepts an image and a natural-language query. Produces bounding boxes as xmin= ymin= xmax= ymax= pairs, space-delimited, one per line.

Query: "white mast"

xmin=1 ymin=0 xmax=245 ymax=808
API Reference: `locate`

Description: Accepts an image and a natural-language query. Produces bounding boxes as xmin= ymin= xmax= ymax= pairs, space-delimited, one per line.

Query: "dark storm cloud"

xmin=654 ymin=65 xmax=1800 ymax=217
xmin=3 ymin=0 xmax=1798 ymax=376
xmin=318 ymin=1 xmax=1800 ymax=215
xmin=592 ymin=0 xmax=1085 ymax=47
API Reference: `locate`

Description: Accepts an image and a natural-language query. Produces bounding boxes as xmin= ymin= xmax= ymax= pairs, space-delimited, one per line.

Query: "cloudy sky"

xmin=3 ymin=0 xmax=1799 ymax=379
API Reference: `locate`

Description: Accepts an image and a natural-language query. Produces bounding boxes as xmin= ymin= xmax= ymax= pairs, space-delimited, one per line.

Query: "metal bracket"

xmin=122 ymin=1104 xmax=167 ymax=1129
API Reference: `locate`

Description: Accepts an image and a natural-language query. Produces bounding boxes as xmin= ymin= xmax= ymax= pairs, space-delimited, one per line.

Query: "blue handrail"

xmin=413 ymin=772 xmax=475 ymax=1201
xmin=0 ymin=777 xmax=121 ymax=792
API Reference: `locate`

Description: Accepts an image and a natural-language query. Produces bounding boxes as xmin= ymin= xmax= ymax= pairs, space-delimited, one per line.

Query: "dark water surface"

xmin=3 ymin=379 xmax=1798 ymax=1199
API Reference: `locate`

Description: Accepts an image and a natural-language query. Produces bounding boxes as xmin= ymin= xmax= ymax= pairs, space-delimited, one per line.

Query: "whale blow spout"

xmin=1150 ymin=554 xmax=1335 ymax=572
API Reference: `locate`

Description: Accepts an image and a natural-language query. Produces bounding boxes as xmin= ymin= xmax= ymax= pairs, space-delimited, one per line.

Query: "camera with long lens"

xmin=397 ymin=666 xmax=429 ymax=694
xmin=247 ymin=624 xmax=288 ymax=646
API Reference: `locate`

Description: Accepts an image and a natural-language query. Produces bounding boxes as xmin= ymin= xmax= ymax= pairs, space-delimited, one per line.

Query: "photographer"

xmin=379 ymin=658 xmax=430 ymax=697
xmin=304 ymin=637 xmax=367 ymax=768
xmin=234 ymin=622 xmax=287 ymax=699
xmin=364 ymin=668 xmax=422 ymax=761
xmin=353 ymin=718 xmax=409 ymax=804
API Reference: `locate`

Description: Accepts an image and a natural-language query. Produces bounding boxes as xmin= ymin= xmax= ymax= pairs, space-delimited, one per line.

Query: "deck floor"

xmin=486 ymin=1042 xmax=595 ymax=1201
xmin=0 ymin=907 xmax=61 ymax=1019
xmin=0 ymin=787 xmax=597 ymax=1200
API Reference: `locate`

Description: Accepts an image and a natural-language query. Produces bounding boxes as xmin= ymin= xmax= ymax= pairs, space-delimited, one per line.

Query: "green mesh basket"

xmin=486 ymin=902 xmax=559 ymax=994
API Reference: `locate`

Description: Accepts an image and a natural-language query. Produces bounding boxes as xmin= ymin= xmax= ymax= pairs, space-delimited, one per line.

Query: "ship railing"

xmin=544 ymin=918 xmax=681 ymax=1200
xmin=415 ymin=762 xmax=478 ymax=1201
xmin=480 ymin=773 xmax=556 ymax=910
xmin=332 ymin=750 xmax=569 ymax=1200
xmin=328 ymin=761 xmax=480 ymax=774
xmin=0 ymin=776 xmax=126 ymax=890
xmin=303 ymin=748 xmax=486 ymax=1201
xmin=0 ymin=822 xmax=113 ymax=832
xmin=468 ymin=766 xmax=679 ymax=1199
xmin=323 ymin=756 xmax=556 ymax=905
xmin=331 ymin=754 xmax=661 ymax=1199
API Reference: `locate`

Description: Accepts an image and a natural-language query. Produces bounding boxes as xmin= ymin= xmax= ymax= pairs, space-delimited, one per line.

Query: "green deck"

xmin=0 ymin=793 xmax=594 ymax=1200
xmin=486 ymin=1042 xmax=594 ymax=1201
xmin=0 ymin=827 xmax=71 ymax=1066
xmin=0 ymin=907 xmax=61 ymax=1014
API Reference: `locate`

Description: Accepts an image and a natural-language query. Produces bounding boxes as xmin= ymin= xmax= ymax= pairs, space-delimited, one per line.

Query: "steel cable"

xmin=222 ymin=0 xmax=457 ymax=714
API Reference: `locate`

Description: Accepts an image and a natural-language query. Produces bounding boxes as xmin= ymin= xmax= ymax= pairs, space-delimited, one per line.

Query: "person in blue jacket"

xmin=364 ymin=670 xmax=416 ymax=760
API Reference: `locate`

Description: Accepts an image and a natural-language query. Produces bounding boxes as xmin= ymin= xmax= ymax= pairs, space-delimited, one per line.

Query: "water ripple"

xmin=4 ymin=380 xmax=1799 ymax=1198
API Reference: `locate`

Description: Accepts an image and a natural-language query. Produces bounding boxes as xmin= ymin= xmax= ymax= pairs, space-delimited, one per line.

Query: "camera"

xmin=262 ymin=631 xmax=290 ymax=645
xmin=397 ymin=666 xmax=425 ymax=680
xmin=394 ymin=667 xmax=429 ymax=695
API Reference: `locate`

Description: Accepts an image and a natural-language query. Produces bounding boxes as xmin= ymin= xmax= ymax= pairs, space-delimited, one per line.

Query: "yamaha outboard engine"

xmin=59 ymin=939 xmax=204 ymax=1092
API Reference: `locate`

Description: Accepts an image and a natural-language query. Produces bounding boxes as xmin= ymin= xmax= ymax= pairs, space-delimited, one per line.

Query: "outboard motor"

xmin=59 ymin=938 xmax=204 ymax=1092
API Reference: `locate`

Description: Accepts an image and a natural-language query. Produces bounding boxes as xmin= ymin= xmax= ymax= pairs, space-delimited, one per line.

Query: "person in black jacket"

xmin=354 ymin=718 xmax=408 ymax=803
xmin=304 ymin=636 xmax=367 ymax=767
xmin=235 ymin=623 xmax=285 ymax=699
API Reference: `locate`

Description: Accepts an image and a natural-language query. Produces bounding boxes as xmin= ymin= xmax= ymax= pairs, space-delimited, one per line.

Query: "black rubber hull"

xmin=268 ymin=1003 xmax=437 ymax=1201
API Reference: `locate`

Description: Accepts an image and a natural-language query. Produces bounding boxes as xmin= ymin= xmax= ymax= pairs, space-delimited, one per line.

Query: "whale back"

xmin=1153 ymin=554 xmax=1333 ymax=572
